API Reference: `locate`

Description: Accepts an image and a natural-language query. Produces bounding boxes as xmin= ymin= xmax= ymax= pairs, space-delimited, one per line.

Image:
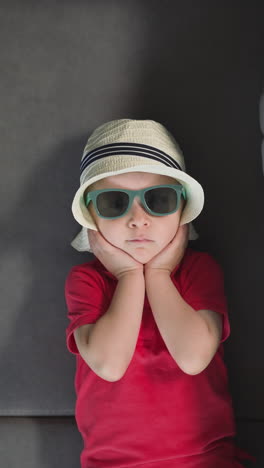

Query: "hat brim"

xmin=71 ymin=165 xmax=204 ymax=252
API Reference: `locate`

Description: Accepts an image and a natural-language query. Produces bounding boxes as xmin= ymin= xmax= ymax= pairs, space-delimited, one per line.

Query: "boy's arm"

xmin=74 ymin=271 xmax=144 ymax=382
xmin=145 ymin=269 xmax=222 ymax=375
xmin=74 ymin=230 xmax=145 ymax=382
xmin=144 ymin=225 xmax=222 ymax=375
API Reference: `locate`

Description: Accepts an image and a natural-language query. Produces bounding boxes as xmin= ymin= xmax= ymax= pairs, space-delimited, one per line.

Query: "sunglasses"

xmin=84 ymin=184 xmax=186 ymax=219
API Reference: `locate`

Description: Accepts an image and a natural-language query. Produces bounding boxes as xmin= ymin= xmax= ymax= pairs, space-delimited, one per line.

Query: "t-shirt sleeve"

xmin=64 ymin=265 xmax=107 ymax=354
xmin=180 ymin=251 xmax=230 ymax=342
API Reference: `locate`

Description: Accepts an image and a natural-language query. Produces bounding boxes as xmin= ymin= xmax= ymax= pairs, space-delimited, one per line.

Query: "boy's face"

xmin=88 ymin=172 xmax=185 ymax=264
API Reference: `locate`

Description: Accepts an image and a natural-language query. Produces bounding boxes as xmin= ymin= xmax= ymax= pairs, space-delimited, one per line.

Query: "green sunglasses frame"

xmin=84 ymin=184 xmax=187 ymax=219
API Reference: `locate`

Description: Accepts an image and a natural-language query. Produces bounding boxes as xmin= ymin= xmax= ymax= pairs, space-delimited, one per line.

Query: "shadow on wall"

xmin=0 ymin=134 xmax=92 ymax=416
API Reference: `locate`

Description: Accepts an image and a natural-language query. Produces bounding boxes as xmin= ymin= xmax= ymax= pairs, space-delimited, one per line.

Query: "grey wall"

xmin=0 ymin=1 xmax=264 ymax=466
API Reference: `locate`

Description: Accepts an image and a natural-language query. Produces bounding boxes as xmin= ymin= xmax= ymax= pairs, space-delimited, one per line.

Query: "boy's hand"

xmin=144 ymin=224 xmax=189 ymax=275
xmin=88 ymin=230 xmax=144 ymax=279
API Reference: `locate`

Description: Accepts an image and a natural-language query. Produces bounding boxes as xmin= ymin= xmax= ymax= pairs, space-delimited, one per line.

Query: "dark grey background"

xmin=0 ymin=1 xmax=264 ymax=466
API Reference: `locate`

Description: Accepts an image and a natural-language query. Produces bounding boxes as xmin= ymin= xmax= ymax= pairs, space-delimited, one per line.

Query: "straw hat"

xmin=71 ymin=119 xmax=204 ymax=251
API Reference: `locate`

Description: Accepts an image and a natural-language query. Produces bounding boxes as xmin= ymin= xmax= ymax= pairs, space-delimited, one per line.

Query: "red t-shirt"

xmin=65 ymin=247 xmax=248 ymax=468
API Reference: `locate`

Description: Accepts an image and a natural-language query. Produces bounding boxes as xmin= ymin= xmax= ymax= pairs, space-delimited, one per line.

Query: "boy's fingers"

xmin=171 ymin=224 xmax=188 ymax=245
xmin=88 ymin=229 xmax=104 ymax=249
xmin=180 ymin=223 xmax=189 ymax=234
xmin=182 ymin=223 xmax=189 ymax=241
xmin=179 ymin=225 xmax=189 ymax=250
xmin=179 ymin=224 xmax=189 ymax=240
xmin=88 ymin=229 xmax=117 ymax=253
xmin=88 ymin=229 xmax=96 ymax=243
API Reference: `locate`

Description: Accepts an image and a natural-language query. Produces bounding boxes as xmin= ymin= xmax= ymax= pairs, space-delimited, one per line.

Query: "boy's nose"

xmin=127 ymin=199 xmax=151 ymax=228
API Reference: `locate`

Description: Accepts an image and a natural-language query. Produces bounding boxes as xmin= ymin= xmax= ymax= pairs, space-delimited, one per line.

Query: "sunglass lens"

xmin=96 ymin=191 xmax=129 ymax=218
xmin=145 ymin=187 xmax=178 ymax=214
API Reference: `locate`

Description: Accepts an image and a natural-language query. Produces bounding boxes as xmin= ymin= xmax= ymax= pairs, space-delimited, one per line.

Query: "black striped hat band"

xmin=80 ymin=142 xmax=182 ymax=176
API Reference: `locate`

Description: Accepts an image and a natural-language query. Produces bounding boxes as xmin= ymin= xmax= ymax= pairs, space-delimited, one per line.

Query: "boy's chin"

xmin=128 ymin=249 xmax=158 ymax=265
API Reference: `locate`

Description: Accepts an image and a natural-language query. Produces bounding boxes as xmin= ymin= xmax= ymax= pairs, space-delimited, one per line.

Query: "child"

xmin=65 ymin=119 xmax=252 ymax=468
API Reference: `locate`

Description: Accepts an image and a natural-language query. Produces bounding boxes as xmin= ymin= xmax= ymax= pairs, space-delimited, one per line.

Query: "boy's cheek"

xmin=88 ymin=205 xmax=98 ymax=224
xmin=88 ymin=204 xmax=100 ymax=231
